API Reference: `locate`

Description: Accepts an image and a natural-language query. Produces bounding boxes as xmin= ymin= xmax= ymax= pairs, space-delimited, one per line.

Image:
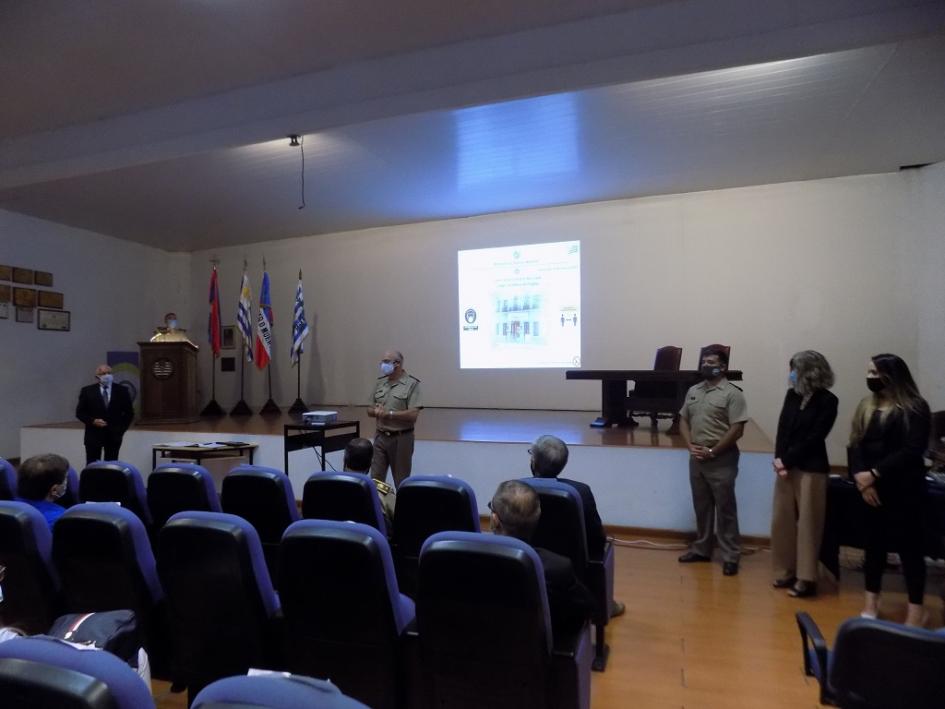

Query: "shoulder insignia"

xmin=374 ymin=480 xmax=394 ymax=495
xmin=730 ymin=383 xmax=743 ymax=392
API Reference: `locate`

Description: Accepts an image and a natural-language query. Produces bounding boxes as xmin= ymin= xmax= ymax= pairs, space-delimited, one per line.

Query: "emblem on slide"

xmin=464 ymin=309 xmax=477 ymax=324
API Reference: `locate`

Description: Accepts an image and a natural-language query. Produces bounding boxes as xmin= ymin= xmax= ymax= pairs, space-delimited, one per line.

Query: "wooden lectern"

xmin=138 ymin=341 xmax=199 ymax=423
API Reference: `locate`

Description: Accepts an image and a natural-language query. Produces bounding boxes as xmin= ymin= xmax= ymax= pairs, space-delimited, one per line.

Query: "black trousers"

xmin=84 ymin=437 xmax=123 ymax=465
xmin=862 ymin=495 xmax=926 ymax=604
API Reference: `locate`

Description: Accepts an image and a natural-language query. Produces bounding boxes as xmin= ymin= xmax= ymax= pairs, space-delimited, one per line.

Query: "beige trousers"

xmin=770 ymin=470 xmax=827 ymax=583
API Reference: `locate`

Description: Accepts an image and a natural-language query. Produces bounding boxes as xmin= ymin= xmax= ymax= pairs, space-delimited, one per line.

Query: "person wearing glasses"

xmin=15 ymin=454 xmax=71 ymax=529
xmin=367 ymin=350 xmax=422 ymax=488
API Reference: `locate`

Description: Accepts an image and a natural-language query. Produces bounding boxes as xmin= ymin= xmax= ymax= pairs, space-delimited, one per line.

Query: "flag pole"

xmin=201 ymin=260 xmax=225 ymax=417
xmin=259 ymin=257 xmax=281 ymax=415
xmin=230 ymin=339 xmax=253 ymax=416
xmin=288 ymin=359 xmax=306 ymax=414
xmin=200 ymin=357 xmax=225 ymax=416
xmin=288 ymin=268 xmax=308 ymax=415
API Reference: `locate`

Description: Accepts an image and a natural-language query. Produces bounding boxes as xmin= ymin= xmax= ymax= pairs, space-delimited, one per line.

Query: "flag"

xmin=236 ymin=270 xmax=254 ymax=363
xmin=290 ymin=271 xmax=310 ymax=365
xmin=208 ymin=267 xmax=222 ymax=358
xmin=254 ymin=270 xmax=274 ymax=369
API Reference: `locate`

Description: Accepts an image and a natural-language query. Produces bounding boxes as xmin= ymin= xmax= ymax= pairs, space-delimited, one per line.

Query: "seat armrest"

xmin=795 ymin=611 xmax=828 ymax=678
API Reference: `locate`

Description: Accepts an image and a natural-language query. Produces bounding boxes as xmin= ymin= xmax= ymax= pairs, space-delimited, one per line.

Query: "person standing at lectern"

xmin=678 ymin=348 xmax=748 ymax=576
xmin=75 ymin=364 xmax=134 ymax=465
xmin=367 ymin=350 xmax=422 ymax=488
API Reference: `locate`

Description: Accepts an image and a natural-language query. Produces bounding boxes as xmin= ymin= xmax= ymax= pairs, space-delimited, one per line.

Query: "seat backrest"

xmin=156 ymin=511 xmax=279 ymax=687
xmin=57 ymin=467 xmax=80 ymax=509
xmin=697 ymin=343 xmax=731 ymax=367
xmin=418 ymin=531 xmax=552 ymax=709
xmin=222 ymin=466 xmax=299 ymax=544
xmin=831 ymin=617 xmax=945 ymax=709
xmin=278 ymin=520 xmax=414 ymax=709
xmin=0 ymin=636 xmax=155 ymax=709
xmin=147 ymin=463 xmax=221 ymax=530
xmin=79 ymin=462 xmax=152 ymax=525
xmin=392 ymin=475 xmax=480 ymax=558
xmin=653 ymin=346 xmax=683 ymax=371
xmin=301 ymin=472 xmax=385 ymax=532
xmin=0 ymin=457 xmax=17 ymax=500
xmin=192 ymin=674 xmax=370 ymax=709
xmin=521 ymin=478 xmax=589 ymax=579
xmin=52 ymin=503 xmax=163 ymax=618
xmin=0 ymin=500 xmax=59 ymax=634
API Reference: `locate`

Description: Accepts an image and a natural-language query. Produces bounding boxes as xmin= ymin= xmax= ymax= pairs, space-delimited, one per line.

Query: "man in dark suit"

xmin=75 ymin=364 xmax=134 ymax=465
xmin=530 ymin=434 xmax=625 ymax=616
xmin=489 ymin=480 xmax=595 ymax=637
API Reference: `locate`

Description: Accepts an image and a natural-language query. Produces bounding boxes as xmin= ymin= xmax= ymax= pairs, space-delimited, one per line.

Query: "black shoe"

xmin=678 ymin=551 xmax=711 ymax=563
xmin=788 ymin=581 xmax=817 ymax=598
xmin=723 ymin=561 xmax=739 ymax=576
xmin=773 ymin=576 xmax=796 ymax=589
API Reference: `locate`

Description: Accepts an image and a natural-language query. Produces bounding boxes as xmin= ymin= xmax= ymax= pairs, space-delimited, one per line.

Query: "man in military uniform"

xmin=344 ymin=437 xmax=396 ymax=533
xmin=368 ymin=349 xmax=422 ymax=488
xmin=677 ymin=347 xmax=748 ymax=576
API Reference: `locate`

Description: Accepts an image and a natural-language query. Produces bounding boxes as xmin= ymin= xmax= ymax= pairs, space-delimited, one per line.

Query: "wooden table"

xmin=151 ymin=441 xmax=258 ymax=470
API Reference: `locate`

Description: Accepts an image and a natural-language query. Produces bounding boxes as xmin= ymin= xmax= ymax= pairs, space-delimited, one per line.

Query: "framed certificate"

xmin=34 ymin=271 xmax=54 ymax=287
xmin=16 ymin=307 xmax=34 ymax=323
xmin=0 ymin=265 xmax=11 ymax=281
xmin=13 ymin=287 xmax=36 ymax=308
xmin=12 ymin=267 xmax=34 ymax=284
xmin=37 ymin=309 xmax=71 ymax=331
xmin=37 ymin=290 xmax=64 ymax=309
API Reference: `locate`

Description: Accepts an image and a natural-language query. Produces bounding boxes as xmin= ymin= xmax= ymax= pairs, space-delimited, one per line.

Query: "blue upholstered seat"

xmin=0 ymin=500 xmax=60 ymax=634
xmin=147 ymin=463 xmax=221 ymax=530
xmin=192 ymin=673 xmax=370 ymax=708
xmin=0 ymin=457 xmax=17 ymax=500
xmin=79 ymin=461 xmax=152 ymax=526
xmin=301 ymin=471 xmax=386 ymax=532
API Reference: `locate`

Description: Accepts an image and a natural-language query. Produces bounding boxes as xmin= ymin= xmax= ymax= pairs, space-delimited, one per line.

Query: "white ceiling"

xmin=1 ymin=0 xmax=944 ymax=251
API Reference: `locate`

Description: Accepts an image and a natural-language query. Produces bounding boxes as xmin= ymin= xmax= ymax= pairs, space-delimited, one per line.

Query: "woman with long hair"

xmin=771 ymin=350 xmax=838 ymax=598
xmin=849 ymin=353 xmax=931 ymax=625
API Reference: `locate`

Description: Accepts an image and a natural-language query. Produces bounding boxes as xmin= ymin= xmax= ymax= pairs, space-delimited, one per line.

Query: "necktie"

xmin=102 ymin=385 xmax=109 ymax=407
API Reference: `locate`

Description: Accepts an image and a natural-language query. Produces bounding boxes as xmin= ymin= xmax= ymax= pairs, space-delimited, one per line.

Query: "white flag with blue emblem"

xmin=290 ymin=271 xmax=310 ymax=365
xmin=236 ymin=270 xmax=254 ymax=362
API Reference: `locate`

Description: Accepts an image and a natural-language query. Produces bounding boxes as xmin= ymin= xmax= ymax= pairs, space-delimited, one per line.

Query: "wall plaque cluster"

xmin=0 ymin=264 xmax=70 ymax=331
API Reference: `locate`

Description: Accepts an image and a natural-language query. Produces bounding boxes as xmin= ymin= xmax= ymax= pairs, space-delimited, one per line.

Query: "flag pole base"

xmin=230 ymin=399 xmax=253 ymax=416
xmin=259 ymin=398 xmax=281 ymax=416
xmin=287 ymin=398 xmax=307 ymax=415
xmin=200 ymin=399 xmax=225 ymax=417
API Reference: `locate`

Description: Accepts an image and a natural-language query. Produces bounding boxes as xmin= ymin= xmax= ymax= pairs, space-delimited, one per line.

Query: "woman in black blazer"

xmin=771 ymin=350 xmax=838 ymax=598
xmin=849 ymin=353 xmax=931 ymax=626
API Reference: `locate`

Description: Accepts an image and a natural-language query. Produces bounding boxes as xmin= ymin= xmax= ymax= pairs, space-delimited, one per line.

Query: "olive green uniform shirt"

xmin=371 ymin=373 xmax=422 ymax=432
xmin=679 ymin=379 xmax=748 ymax=447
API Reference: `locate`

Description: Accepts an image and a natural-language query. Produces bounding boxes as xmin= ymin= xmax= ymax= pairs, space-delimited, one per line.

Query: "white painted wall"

xmin=0 ymin=209 xmax=190 ymax=458
xmin=189 ymin=169 xmax=941 ymax=464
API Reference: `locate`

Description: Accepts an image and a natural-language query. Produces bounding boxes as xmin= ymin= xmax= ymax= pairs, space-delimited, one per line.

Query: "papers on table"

xmin=155 ymin=441 xmax=229 ymax=449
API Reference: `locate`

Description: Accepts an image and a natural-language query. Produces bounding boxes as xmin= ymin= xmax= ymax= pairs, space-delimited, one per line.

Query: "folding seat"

xmin=301 ymin=471 xmax=386 ymax=532
xmin=79 ymin=461 xmax=152 ymax=526
xmin=0 ymin=457 xmax=16 ymax=500
xmin=222 ymin=465 xmax=300 ymax=580
xmin=58 ymin=466 xmax=80 ymax=508
xmin=0 ymin=500 xmax=60 ymax=634
xmin=52 ymin=503 xmax=167 ymax=674
xmin=418 ymin=531 xmax=592 ymax=709
xmin=797 ymin=612 xmax=945 ymax=708
xmin=391 ymin=474 xmax=480 ymax=596
xmin=157 ymin=511 xmax=281 ymax=702
xmin=524 ymin=477 xmax=615 ymax=671
xmin=279 ymin=519 xmax=415 ymax=709
xmin=147 ymin=462 xmax=221 ymax=530
xmin=192 ymin=673 xmax=370 ymax=709
xmin=0 ymin=635 xmax=154 ymax=709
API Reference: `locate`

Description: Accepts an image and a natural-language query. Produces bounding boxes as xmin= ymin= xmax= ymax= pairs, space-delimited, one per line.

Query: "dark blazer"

xmin=536 ymin=547 xmax=596 ymax=637
xmin=848 ymin=400 xmax=931 ymax=498
xmin=75 ymin=382 xmax=135 ymax=446
xmin=556 ymin=477 xmax=607 ymax=560
xmin=774 ymin=388 xmax=838 ymax=473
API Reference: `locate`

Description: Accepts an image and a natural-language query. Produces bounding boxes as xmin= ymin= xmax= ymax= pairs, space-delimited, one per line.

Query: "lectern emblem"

xmin=152 ymin=358 xmax=175 ymax=380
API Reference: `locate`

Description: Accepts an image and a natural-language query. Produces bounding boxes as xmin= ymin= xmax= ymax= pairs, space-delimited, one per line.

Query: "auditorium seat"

xmin=418 ymin=531 xmax=592 ymax=709
xmin=0 ymin=500 xmax=60 ymax=634
xmin=147 ymin=463 xmax=221 ymax=530
xmin=0 ymin=457 xmax=16 ymax=500
xmin=630 ymin=345 xmax=683 ymax=427
xmin=797 ymin=611 xmax=945 ymax=708
xmin=221 ymin=465 xmax=299 ymax=582
xmin=391 ymin=474 xmax=480 ymax=597
xmin=279 ymin=519 xmax=415 ymax=709
xmin=192 ymin=673 xmax=370 ymax=709
xmin=301 ymin=471 xmax=386 ymax=532
xmin=79 ymin=461 xmax=152 ymax=526
xmin=157 ymin=511 xmax=281 ymax=703
xmin=52 ymin=503 xmax=168 ymax=676
xmin=523 ymin=477 xmax=614 ymax=672
xmin=0 ymin=635 xmax=155 ymax=709
xmin=57 ymin=466 xmax=80 ymax=509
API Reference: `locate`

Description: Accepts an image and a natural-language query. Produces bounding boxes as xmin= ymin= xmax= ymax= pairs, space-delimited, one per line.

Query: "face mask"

xmin=866 ymin=377 xmax=885 ymax=393
xmin=380 ymin=362 xmax=395 ymax=376
xmin=167 ymin=320 xmax=178 ymax=330
xmin=98 ymin=373 xmax=113 ymax=386
xmin=788 ymin=370 xmax=798 ymax=386
xmin=701 ymin=365 xmax=721 ymax=380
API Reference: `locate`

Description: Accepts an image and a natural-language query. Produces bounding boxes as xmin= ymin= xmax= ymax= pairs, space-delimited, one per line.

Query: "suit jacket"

xmin=774 ymin=388 xmax=838 ymax=473
xmin=75 ymin=381 xmax=134 ymax=445
xmin=536 ymin=547 xmax=596 ymax=638
xmin=556 ymin=477 xmax=607 ymax=560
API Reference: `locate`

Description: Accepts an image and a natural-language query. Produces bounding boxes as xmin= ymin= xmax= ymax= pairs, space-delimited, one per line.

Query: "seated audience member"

xmin=16 ymin=454 xmax=70 ymax=529
xmin=344 ymin=437 xmax=396 ymax=530
xmin=530 ymin=435 xmax=625 ymax=617
xmin=489 ymin=480 xmax=595 ymax=637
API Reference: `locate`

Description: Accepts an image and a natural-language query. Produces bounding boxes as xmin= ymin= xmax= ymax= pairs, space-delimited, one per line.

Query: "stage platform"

xmin=21 ymin=407 xmax=776 ymax=536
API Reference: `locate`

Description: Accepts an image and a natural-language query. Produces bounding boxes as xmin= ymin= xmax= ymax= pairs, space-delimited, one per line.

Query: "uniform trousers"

xmin=370 ymin=430 xmax=415 ymax=488
xmin=688 ymin=448 xmax=740 ymax=563
xmin=770 ymin=469 xmax=827 ymax=583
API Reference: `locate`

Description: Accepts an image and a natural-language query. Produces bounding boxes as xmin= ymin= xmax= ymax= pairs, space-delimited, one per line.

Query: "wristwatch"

xmin=708 ymin=448 xmax=715 ymax=458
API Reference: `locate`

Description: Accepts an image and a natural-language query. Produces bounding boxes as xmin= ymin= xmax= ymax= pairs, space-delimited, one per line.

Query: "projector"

xmin=302 ymin=410 xmax=338 ymax=425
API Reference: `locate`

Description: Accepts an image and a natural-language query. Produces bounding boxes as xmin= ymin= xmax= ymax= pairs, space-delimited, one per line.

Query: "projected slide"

xmin=458 ymin=240 xmax=581 ymax=369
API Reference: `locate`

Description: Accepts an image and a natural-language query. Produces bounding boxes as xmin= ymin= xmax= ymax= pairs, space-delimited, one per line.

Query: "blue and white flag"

xmin=290 ymin=271 xmax=310 ymax=365
xmin=236 ymin=270 xmax=254 ymax=362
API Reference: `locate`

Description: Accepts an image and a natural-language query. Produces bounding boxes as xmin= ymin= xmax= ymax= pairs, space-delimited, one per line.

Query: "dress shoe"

xmin=610 ymin=601 xmax=626 ymax=618
xmin=722 ymin=561 xmax=739 ymax=576
xmin=772 ymin=576 xmax=796 ymax=589
xmin=787 ymin=581 xmax=817 ymax=598
xmin=678 ymin=551 xmax=711 ymax=563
